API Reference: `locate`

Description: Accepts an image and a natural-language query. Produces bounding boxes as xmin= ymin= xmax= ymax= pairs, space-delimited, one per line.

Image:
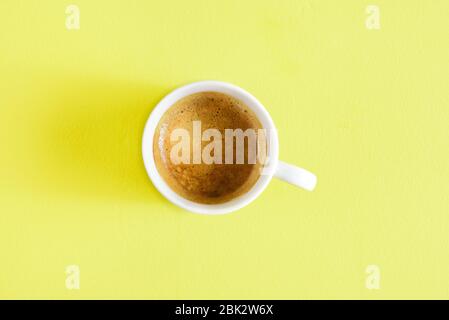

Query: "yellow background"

xmin=1 ymin=0 xmax=449 ymax=299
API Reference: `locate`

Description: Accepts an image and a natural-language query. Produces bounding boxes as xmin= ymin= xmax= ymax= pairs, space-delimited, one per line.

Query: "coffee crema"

xmin=153 ymin=92 xmax=264 ymax=204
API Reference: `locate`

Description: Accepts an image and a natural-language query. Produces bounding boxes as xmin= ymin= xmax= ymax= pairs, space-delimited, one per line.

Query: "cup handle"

xmin=274 ymin=160 xmax=317 ymax=191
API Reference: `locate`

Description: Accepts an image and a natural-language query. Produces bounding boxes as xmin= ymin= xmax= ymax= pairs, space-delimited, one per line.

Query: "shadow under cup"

xmin=142 ymin=81 xmax=279 ymax=214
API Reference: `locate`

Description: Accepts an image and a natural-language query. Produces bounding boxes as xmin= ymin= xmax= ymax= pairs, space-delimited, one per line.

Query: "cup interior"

xmin=142 ymin=81 xmax=279 ymax=214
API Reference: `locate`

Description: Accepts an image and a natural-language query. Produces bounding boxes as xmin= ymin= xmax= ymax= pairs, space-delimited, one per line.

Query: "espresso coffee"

xmin=153 ymin=92 xmax=264 ymax=204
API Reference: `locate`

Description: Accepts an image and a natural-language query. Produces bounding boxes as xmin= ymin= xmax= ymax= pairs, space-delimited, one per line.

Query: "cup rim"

xmin=142 ymin=80 xmax=279 ymax=214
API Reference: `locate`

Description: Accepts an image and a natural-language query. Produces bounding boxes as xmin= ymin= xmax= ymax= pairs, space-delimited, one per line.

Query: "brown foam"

xmin=153 ymin=92 xmax=263 ymax=204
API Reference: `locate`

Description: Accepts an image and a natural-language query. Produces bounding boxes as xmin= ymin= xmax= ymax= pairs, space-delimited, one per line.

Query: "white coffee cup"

xmin=142 ymin=81 xmax=316 ymax=214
